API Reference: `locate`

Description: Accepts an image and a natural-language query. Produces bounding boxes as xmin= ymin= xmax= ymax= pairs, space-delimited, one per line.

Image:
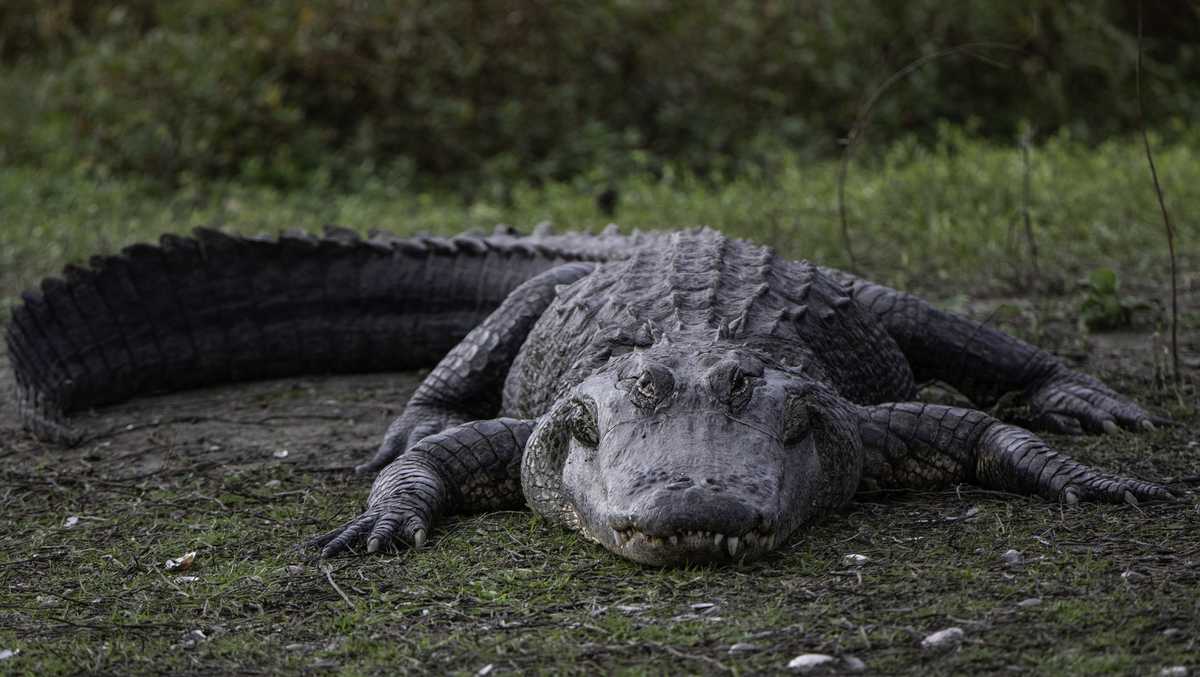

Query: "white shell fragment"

xmin=921 ymin=627 xmax=965 ymax=651
xmin=62 ymin=515 xmax=80 ymax=529
xmin=728 ymin=642 xmax=758 ymax=654
xmin=842 ymin=554 xmax=870 ymax=567
xmin=0 ymin=649 xmax=18 ymax=661
xmin=1001 ymin=549 xmax=1023 ymax=565
xmin=164 ymin=551 xmax=197 ymax=572
xmin=787 ymin=654 xmax=835 ymax=672
xmin=273 ymin=449 xmax=289 ymax=459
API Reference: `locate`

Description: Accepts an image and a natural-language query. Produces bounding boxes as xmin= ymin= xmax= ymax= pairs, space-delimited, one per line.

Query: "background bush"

xmin=1 ymin=0 xmax=1198 ymax=188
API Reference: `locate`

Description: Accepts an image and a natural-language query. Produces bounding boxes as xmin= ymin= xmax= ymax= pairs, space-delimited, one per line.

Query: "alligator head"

xmin=522 ymin=342 xmax=864 ymax=565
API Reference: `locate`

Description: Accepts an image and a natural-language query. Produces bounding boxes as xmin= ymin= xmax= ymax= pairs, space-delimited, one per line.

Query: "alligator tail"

xmin=7 ymin=226 xmax=614 ymax=444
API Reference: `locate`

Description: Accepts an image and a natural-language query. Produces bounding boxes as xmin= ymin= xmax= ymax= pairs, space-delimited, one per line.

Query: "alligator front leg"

xmin=858 ymin=403 xmax=1173 ymax=503
xmin=312 ymin=418 xmax=535 ymax=557
xmin=356 ymin=262 xmax=593 ymax=474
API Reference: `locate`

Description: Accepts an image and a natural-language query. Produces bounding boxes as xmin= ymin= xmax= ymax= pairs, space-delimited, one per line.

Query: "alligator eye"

xmin=569 ymin=399 xmax=599 ymax=447
xmin=730 ymin=371 xmax=749 ymax=397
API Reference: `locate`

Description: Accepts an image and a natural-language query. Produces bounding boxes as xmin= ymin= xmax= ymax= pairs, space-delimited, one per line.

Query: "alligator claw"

xmin=309 ymin=506 xmax=431 ymax=558
xmin=1028 ymin=369 xmax=1164 ymax=436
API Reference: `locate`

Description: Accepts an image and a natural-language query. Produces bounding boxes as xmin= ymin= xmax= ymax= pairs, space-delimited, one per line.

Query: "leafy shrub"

xmin=1080 ymin=268 xmax=1132 ymax=330
xmin=2 ymin=1 xmax=1198 ymax=187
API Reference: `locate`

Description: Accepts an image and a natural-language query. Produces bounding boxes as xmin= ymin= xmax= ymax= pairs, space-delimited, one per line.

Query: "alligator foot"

xmin=976 ymin=420 xmax=1176 ymax=504
xmin=310 ymin=418 xmax=534 ymax=557
xmin=309 ymin=454 xmax=447 ymax=557
xmin=1027 ymin=367 xmax=1171 ymax=435
xmin=860 ymin=402 xmax=1174 ymax=504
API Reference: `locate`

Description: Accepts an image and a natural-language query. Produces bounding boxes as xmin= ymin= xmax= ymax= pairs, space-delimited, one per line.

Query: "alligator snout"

xmin=601 ymin=466 xmax=780 ymax=563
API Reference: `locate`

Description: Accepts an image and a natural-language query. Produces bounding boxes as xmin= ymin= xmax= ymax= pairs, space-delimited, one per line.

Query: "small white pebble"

xmin=921 ymin=627 xmax=965 ymax=651
xmin=728 ymin=642 xmax=758 ymax=655
xmin=787 ymin=654 xmax=835 ymax=672
xmin=1017 ymin=597 xmax=1042 ymax=608
xmin=0 ymin=649 xmax=18 ymax=661
xmin=842 ymin=554 xmax=870 ymax=567
xmin=843 ymin=655 xmax=867 ymax=672
xmin=1001 ymin=549 xmax=1023 ymax=565
xmin=475 ymin=665 xmax=495 ymax=677
xmin=273 ymin=449 xmax=289 ymax=459
xmin=1160 ymin=667 xmax=1189 ymax=677
xmin=1162 ymin=628 xmax=1182 ymax=638
xmin=62 ymin=515 xmax=80 ymax=529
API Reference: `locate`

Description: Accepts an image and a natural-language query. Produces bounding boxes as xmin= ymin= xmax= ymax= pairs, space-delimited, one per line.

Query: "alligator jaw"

xmin=608 ymin=526 xmax=780 ymax=564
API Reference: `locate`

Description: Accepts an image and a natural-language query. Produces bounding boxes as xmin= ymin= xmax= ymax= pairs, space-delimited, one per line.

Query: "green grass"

xmin=1 ymin=127 xmax=1197 ymax=304
xmin=1 ymin=130 xmax=1198 ymax=674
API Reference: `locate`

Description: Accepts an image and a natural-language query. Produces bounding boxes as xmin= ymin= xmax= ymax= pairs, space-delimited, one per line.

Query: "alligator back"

xmin=502 ymin=229 xmax=916 ymax=417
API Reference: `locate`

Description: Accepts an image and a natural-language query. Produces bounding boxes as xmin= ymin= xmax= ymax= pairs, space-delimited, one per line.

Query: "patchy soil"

xmin=0 ymin=352 xmax=419 ymax=478
xmin=0 ymin=288 xmax=1197 ymax=675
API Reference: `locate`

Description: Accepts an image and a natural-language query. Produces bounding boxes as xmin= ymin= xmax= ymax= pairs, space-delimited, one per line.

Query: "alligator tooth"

xmin=727 ymin=536 xmax=740 ymax=557
xmin=714 ymin=533 xmax=725 ymax=548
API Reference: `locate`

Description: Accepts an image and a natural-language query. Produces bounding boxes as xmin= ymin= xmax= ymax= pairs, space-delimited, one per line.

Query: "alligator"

xmin=7 ymin=226 xmax=1172 ymax=565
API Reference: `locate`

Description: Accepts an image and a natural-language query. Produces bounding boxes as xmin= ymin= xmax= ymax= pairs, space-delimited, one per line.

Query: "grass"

xmin=0 ymin=130 xmax=1198 ymax=674
xmin=1 ymin=126 xmax=1198 ymax=304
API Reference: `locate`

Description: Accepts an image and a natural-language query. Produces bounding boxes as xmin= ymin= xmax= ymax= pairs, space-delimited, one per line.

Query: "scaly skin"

xmin=7 ymin=226 xmax=1172 ymax=566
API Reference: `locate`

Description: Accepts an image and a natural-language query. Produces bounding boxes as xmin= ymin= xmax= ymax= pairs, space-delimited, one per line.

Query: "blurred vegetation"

xmin=1 ymin=0 xmax=1198 ymax=189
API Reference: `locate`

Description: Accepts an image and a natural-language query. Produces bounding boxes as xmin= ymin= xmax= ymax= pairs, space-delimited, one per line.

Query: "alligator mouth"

xmin=610 ymin=526 xmax=778 ymax=560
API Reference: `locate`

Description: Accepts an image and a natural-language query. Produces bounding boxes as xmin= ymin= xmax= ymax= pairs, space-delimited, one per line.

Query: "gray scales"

xmin=7 ymin=226 xmax=1172 ymax=566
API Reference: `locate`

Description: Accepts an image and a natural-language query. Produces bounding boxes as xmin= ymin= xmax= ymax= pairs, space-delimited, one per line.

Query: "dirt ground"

xmin=0 ymin=345 xmax=419 ymax=478
xmin=0 ymin=287 xmax=1197 ymax=675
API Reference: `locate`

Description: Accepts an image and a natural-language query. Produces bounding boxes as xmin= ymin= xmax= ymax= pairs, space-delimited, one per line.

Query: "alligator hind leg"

xmin=314 ymin=418 xmax=535 ymax=557
xmin=858 ymin=402 xmax=1173 ymax=503
xmin=821 ymin=267 xmax=1166 ymax=435
xmin=356 ymin=262 xmax=593 ymax=474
